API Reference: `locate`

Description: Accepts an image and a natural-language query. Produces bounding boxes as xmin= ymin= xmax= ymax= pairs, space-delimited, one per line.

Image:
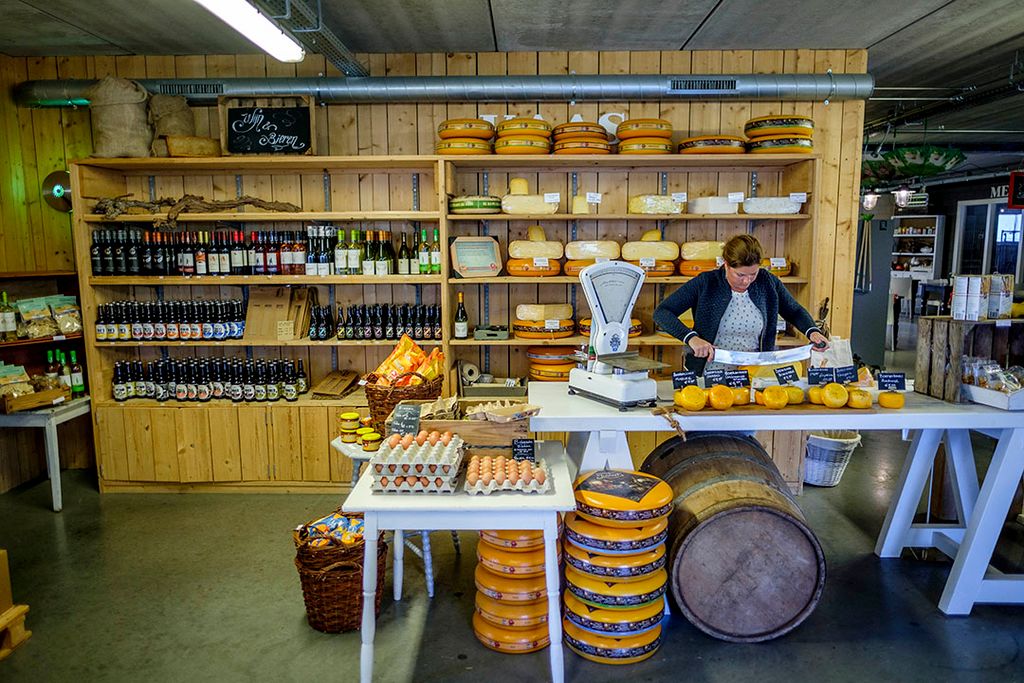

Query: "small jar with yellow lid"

xmin=361 ymin=433 xmax=382 ymax=452
xmin=340 ymin=430 xmax=358 ymax=444
xmin=355 ymin=426 xmax=375 ymax=445
xmin=339 ymin=412 xmax=361 ymax=431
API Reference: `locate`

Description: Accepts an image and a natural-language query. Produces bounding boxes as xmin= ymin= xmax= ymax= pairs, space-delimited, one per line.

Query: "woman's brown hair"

xmin=722 ymin=234 xmax=763 ymax=268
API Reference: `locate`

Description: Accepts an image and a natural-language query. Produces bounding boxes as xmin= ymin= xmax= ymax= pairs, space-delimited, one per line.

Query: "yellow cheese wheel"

xmin=562 ymin=617 xmax=662 ymax=664
xmin=475 ymin=591 xmax=549 ymax=629
xmin=564 ymin=512 xmax=668 ymax=555
xmin=564 ymin=259 xmax=596 ymax=276
xmin=760 ymin=257 xmax=792 ymax=276
xmin=565 ymin=240 xmax=621 ymax=260
xmin=616 ymin=118 xmax=673 ymax=139
xmin=553 ymin=121 xmax=610 ymax=140
xmin=678 ymin=259 xmax=720 ymax=276
xmin=479 ymin=528 xmax=547 ymax=551
xmin=553 ymin=139 xmax=612 ymax=154
xmin=625 ymin=259 xmax=675 ymax=277
xmin=526 ymin=346 xmax=578 ymax=365
xmin=564 ymin=542 xmax=666 ymax=583
xmin=508 ymin=239 xmax=564 ymax=260
xmin=618 ymin=137 xmax=674 ymax=154
xmin=513 ymin=318 xmax=575 ymax=339
xmin=677 ymin=135 xmax=747 ymax=154
xmin=496 ymin=118 xmax=553 ymax=138
xmin=744 ymin=115 xmax=814 ymax=139
xmin=435 ymin=138 xmax=492 ymax=155
xmin=563 ymin=590 xmax=664 ymax=637
xmin=747 ymin=135 xmax=815 ymax=154
xmin=578 ymin=318 xmax=642 ymax=337
xmin=477 ymin=538 xmax=549 ymax=577
xmin=437 ymin=118 xmax=495 ymax=140
xmin=473 ymin=612 xmax=550 ymax=654
xmin=516 ymin=302 xmax=573 ymax=320
xmin=573 ymin=470 xmax=673 ymax=526
xmin=475 ymin=563 xmax=547 ymax=603
xmin=529 ymin=361 xmax=576 ymax=382
xmin=494 ymin=135 xmax=552 ymax=155
xmin=564 ymin=565 xmax=668 ymax=610
xmin=505 ymin=258 xmax=562 ymax=277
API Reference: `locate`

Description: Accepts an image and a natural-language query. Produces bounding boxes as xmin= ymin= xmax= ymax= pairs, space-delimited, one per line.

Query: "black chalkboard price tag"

xmin=703 ymin=368 xmax=726 ymax=386
xmin=388 ymin=403 xmax=421 ymax=435
xmin=774 ymin=365 xmax=799 ymax=385
xmin=878 ymin=372 xmax=907 ymax=391
xmin=512 ymin=439 xmax=536 ymax=462
xmin=221 ymin=96 xmax=314 ymax=155
xmin=834 ymin=365 xmax=858 ymax=385
xmin=724 ymin=370 xmax=750 ymax=388
xmin=808 ymin=367 xmax=835 ymax=385
xmin=672 ymin=371 xmax=698 ymax=389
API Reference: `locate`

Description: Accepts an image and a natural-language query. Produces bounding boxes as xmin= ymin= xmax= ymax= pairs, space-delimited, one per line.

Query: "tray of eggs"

xmin=370 ymin=430 xmax=464 ymax=482
xmin=464 ymin=455 xmax=550 ymax=495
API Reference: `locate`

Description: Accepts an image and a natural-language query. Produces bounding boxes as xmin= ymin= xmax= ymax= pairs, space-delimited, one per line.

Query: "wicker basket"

xmin=364 ymin=372 xmax=443 ymax=433
xmin=294 ymin=513 xmax=388 ymax=633
xmin=803 ymin=430 xmax=862 ymax=487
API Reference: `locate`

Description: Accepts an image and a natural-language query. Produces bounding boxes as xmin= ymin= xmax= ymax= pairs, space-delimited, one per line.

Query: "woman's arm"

xmin=653 ymin=277 xmax=701 ymax=344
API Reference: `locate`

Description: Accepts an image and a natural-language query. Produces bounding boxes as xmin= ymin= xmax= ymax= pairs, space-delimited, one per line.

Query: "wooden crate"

xmin=385 ymin=400 xmax=530 ymax=455
xmin=0 ymin=549 xmax=32 ymax=661
xmin=915 ymin=316 xmax=1024 ymax=403
xmin=1 ymin=387 xmax=71 ymax=414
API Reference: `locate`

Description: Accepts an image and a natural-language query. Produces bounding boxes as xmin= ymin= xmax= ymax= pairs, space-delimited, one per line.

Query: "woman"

xmin=653 ymin=234 xmax=829 ymax=375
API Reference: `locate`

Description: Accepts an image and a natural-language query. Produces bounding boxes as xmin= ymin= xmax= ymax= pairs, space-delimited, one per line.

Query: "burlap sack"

xmin=85 ymin=76 xmax=152 ymax=158
xmin=149 ymin=94 xmax=194 ymax=156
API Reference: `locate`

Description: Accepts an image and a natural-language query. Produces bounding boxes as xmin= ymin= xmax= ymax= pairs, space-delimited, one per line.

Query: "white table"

xmin=0 ymin=396 xmax=91 ymax=512
xmin=528 ymin=382 xmax=1024 ymax=615
xmin=343 ymin=441 xmax=576 ymax=683
xmin=329 ymin=435 xmax=372 ymax=489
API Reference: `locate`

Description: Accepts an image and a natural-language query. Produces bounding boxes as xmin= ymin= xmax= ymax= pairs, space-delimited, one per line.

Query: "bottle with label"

xmin=90 ymin=230 xmax=103 ymax=275
xmin=454 ymin=292 xmax=468 ymax=338
xmin=396 ymin=231 xmax=411 ymax=275
xmin=283 ymin=363 xmax=298 ymax=402
xmin=417 ymin=228 xmax=430 ymax=274
xmin=0 ymin=291 xmax=16 ymax=341
xmin=334 ymin=228 xmax=347 ymax=275
xmin=113 ymin=229 xmax=127 ymax=274
xmin=265 ymin=231 xmax=280 ymax=275
xmin=346 ymin=229 xmax=361 ymax=276
xmin=296 ymin=360 xmax=309 ymax=394
xmin=57 ymin=351 xmax=72 ymax=388
xmin=374 ymin=230 xmax=392 ymax=276
xmin=429 ymin=228 xmax=442 ymax=274
xmin=46 ymin=350 xmax=59 ymax=378
xmin=70 ymin=351 xmax=85 ymax=398
xmin=318 ymin=227 xmax=333 ymax=275
xmin=362 ymin=230 xmax=377 ymax=276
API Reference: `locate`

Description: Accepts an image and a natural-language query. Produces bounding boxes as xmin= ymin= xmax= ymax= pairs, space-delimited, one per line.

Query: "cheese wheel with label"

xmin=508 ymin=225 xmax=564 ymax=259
xmin=564 ymin=565 xmax=668 ymax=610
xmin=495 ymin=135 xmax=552 ymax=155
xmin=496 ymin=117 xmax=553 ymax=138
xmin=475 ymin=563 xmax=547 ymax=602
xmin=553 ymin=139 xmax=612 ymax=154
xmin=529 ymin=361 xmax=576 ymax=382
xmin=480 ymin=528 xmax=545 ymax=551
xmin=616 ymin=118 xmax=673 ymax=139
xmin=626 ymin=260 xmax=674 ymax=276
xmin=565 ymin=240 xmax=621 ymax=260
xmin=565 ymin=543 xmax=666 ymax=583
xmin=513 ymin=318 xmax=575 ymax=339
xmin=526 ymin=346 xmax=577 ymax=365
xmin=450 ymin=195 xmax=502 ymax=214
xmin=476 ymin=592 xmax=549 ymax=629
xmin=621 ymin=230 xmax=680 ymax=261
xmin=744 ymin=115 xmax=814 ymax=139
xmin=678 ymin=259 xmax=719 ymax=276
xmin=677 ymin=135 xmax=746 ymax=154
xmin=435 ymin=138 xmax=492 ymax=155
xmin=564 ymin=259 xmax=596 ymax=276
xmin=506 ymin=258 xmax=562 ymax=277
xmin=563 ymin=591 xmax=665 ymax=637
xmin=680 ymin=240 xmax=724 ymax=261
xmin=477 ymin=538 xmax=548 ymax=577
xmin=618 ymin=137 xmax=674 ymax=155
xmin=761 ymin=257 xmax=792 ymax=276
xmin=473 ymin=612 xmax=550 ymax=654
xmin=437 ymin=118 xmax=495 ymax=140
xmin=516 ymin=303 xmax=573 ymax=320
xmin=573 ymin=469 xmax=673 ymax=526
xmin=553 ymin=121 xmax=611 ymax=140
xmin=747 ymin=135 xmax=814 ymax=154
xmin=565 ymin=512 xmax=668 ymax=555
xmin=578 ymin=318 xmax=642 ymax=337
xmin=563 ymin=617 xmax=662 ymax=664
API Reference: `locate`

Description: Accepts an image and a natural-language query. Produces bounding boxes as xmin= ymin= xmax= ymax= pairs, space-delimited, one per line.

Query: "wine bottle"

xmin=417 ymin=228 xmax=430 ymax=274
xmin=70 ymin=351 xmax=85 ymax=398
xmin=296 ymin=360 xmax=309 ymax=394
xmin=430 ymin=228 xmax=442 ymax=274
xmin=265 ymin=231 xmax=280 ymax=275
xmin=0 ymin=291 xmax=16 ymax=342
xmin=362 ymin=230 xmax=377 ymax=276
xmin=335 ymin=228 xmax=347 ymax=275
xmin=113 ymin=229 xmax=127 ymax=274
xmin=90 ymin=231 xmax=103 ymax=275
xmin=397 ymin=231 xmax=413 ymax=275
xmin=454 ymin=292 xmax=468 ymax=338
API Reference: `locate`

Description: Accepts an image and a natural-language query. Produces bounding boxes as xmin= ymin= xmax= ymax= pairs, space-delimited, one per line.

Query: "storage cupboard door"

xmin=270 ymin=406 xmax=302 ymax=481
xmin=150 ymin=408 xmax=180 ymax=482
xmin=209 ymin=405 xmax=242 ymax=482
xmin=175 ymin=408 xmax=214 ymax=483
xmin=95 ymin=406 xmax=129 ymax=482
xmin=300 ymin=406 xmax=330 ymax=482
xmin=238 ymin=406 xmax=271 ymax=481
xmin=123 ymin=408 xmax=156 ymax=481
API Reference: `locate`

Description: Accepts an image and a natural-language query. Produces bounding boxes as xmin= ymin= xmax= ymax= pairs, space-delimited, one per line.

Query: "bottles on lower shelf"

xmin=333 ymin=303 xmax=442 ymax=341
xmin=111 ymin=358 xmax=309 ymax=403
xmin=95 ymin=300 xmax=246 ymax=342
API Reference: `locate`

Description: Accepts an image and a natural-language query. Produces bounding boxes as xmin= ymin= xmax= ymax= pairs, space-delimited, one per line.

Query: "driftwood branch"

xmin=86 ymin=194 xmax=302 ymax=227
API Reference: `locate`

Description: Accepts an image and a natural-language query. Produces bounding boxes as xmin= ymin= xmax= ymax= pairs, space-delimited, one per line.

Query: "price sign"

xmin=586 ymin=192 xmax=602 ymax=204
xmin=512 ymin=438 xmax=536 ymax=462
xmin=715 ymin=256 xmax=725 ymax=267
xmin=639 ymin=257 xmax=656 ymax=268
xmin=532 ymin=257 xmax=550 ymax=268
xmin=727 ymin=192 xmax=745 ymax=203
xmin=774 ymin=365 xmax=799 ymax=385
xmin=544 ymin=319 xmax=560 ymax=330
xmin=671 ymin=192 xmax=688 ymax=203
xmin=543 ymin=192 xmax=561 ymax=203
xmin=704 ymin=368 xmax=726 ymax=386
xmin=388 ymin=403 xmax=421 ymax=435
xmin=672 ymin=370 xmax=698 ymax=389
xmin=808 ymin=367 xmax=835 ymax=385
xmin=769 ymin=257 xmax=788 ymax=268
xmin=834 ymin=365 xmax=858 ymax=385
xmin=724 ymin=369 xmax=750 ymax=388
xmin=789 ymin=192 xmax=808 ymax=203
xmin=996 ymin=319 xmax=1011 ymax=328
xmin=878 ymin=372 xmax=906 ymax=391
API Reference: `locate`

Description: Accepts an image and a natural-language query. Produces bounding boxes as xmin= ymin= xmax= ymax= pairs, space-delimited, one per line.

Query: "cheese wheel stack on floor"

xmin=495 ymin=118 xmax=552 ymax=155
xmin=473 ymin=529 xmax=555 ymax=654
xmin=562 ymin=469 xmax=672 ymax=664
xmin=436 ymin=118 xmax=495 ymax=155
xmin=744 ymin=115 xmax=814 ymax=154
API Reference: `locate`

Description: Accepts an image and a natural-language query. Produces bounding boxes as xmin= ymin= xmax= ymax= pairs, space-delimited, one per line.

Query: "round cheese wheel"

xmin=475 ymin=563 xmax=547 ymax=603
xmin=526 ymin=346 xmax=578 ymax=364
xmin=744 ymin=115 xmax=814 ymax=139
xmin=553 ymin=121 xmax=611 ymax=140
xmin=513 ymin=318 xmax=575 ymax=339
xmin=529 ymin=361 xmax=576 ymax=382
xmin=573 ymin=469 xmax=673 ymax=526
xmin=564 ymin=512 xmax=668 ymax=555
xmin=616 ymin=118 xmax=673 ymax=140
xmin=435 ymin=138 xmax=492 ymax=155
xmin=564 ymin=565 xmax=668 ymax=610
xmin=760 ymin=257 xmax=792 ymax=276
xmin=564 ymin=542 xmax=666 ymax=583
xmin=618 ymin=137 xmax=674 ymax=155
xmin=505 ymin=258 xmax=562 ymax=277
xmin=553 ymin=139 xmax=612 ymax=154
xmin=577 ymin=318 xmax=641 ymax=337
xmin=565 ymin=240 xmax=621 ymax=261
xmin=677 ymin=135 xmax=747 ymax=154
xmin=747 ymin=135 xmax=814 ymax=154
xmin=437 ymin=118 xmax=495 ymax=140
xmin=473 ymin=612 xmax=550 ymax=654
xmin=479 ymin=528 xmax=545 ymax=551
xmin=678 ymin=259 xmax=720 ymax=276
xmin=495 ymin=135 xmax=552 ymax=155
xmin=496 ymin=118 xmax=553 ymax=138
xmin=475 ymin=591 xmax=549 ymax=629
xmin=449 ymin=195 xmax=502 ymax=214
xmin=564 ymin=259 xmax=596 ymax=276
xmin=562 ymin=617 xmax=661 ymax=664
xmin=477 ymin=538 xmax=548 ymax=577
xmin=626 ymin=259 xmax=675 ymax=276
xmin=563 ymin=590 xmax=664 ymax=637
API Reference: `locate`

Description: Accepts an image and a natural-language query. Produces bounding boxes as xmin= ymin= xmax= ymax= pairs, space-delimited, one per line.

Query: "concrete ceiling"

xmin=2 ymin=0 xmax=1024 ymax=150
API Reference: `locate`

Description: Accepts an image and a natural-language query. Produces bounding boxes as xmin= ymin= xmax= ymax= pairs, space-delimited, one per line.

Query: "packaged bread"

xmin=627 ymin=195 xmax=683 ymax=214
xmin=621 ymin=230 xmax=679 ymax=261
xmin=508 ymin=225 xmax=564 ymax=259
xmin=680 ymin=241 xmax=724 ymax=261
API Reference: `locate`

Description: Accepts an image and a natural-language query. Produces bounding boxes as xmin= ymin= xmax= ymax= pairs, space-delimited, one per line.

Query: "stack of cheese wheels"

xmin=677 ymin=134 xmax=746 ymax=154
xmin=552 ymin=121 xmax=612 ymax=155
xmin=616 ymin=118 xmax=673 ymax=155
xmin=436 ymin=118 xmax=494 ymax=155
xmin=513 ymin=303 xmax=575 ymax=341
xmin=474 ymin=529 xmax=553 ymax=654
xmin=578 ymin=318 xmax=642 ymax=338
xmin=495 ymin=117 xmax=552 ymax=155
xmin=679 ymin=240 xmax=724 ymax=276
xmin=562 ymin=468 xmax=672 ymax=665
xmin=622 ymin=229 xmax=678 ymax=276
xmin=761 ymin=257 xmax=792 ymax=276
xmin=506 ymin=225 xmax=563 ymax=276
xmin=564 ymin=240 xmax=621 ymax=275
xmin=744 ymin=115 xmax=814 ymax=154
xmin=527 ymin=346 xmax=578 ymax=382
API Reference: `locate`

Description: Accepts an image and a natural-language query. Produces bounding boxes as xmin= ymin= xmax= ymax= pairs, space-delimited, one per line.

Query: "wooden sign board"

xmin=218 ymin=95 xmax=316 ymax=156
xmin=1009 ymin=171 xmax=1024 ymax=210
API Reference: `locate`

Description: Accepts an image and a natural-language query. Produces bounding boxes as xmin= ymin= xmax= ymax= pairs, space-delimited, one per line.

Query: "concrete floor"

xmin=2 ymin=432 xmax=1023 ymax=683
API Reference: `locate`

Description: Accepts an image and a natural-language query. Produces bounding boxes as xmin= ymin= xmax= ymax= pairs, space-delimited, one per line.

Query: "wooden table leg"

xmin=875 ymin=428 xmax=943 ymax=557
xmin=360 ymin=516 xmax=379 ymax=683
xmin=43 ymin=419 xmax=62 ymax=513
xmin=543 ymin=514 xmax=564 ymax=683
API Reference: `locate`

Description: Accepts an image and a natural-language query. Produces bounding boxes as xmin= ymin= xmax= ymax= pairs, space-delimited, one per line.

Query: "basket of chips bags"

xmin=364 ymin=334 xmax=445 ymax=432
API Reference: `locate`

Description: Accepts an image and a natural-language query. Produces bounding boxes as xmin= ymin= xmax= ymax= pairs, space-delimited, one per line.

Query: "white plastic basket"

xmin=803 ymin=430 xmax=862 ymax=487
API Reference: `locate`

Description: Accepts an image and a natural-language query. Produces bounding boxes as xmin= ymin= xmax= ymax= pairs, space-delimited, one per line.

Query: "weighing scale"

xmin=568 ymin=261 xmax=668 ymax=410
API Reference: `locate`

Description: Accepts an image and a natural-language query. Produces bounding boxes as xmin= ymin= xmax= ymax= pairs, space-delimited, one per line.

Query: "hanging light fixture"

xmin=193 ymin=0 xmax=305 ymax=63
xmin=892 ymin=184 xmax=914 ymax=208
xmin=861 ymin=191 xmax=879 ymax=211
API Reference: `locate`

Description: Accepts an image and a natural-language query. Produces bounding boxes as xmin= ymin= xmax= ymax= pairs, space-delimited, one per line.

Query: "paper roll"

xmin=461 ymin=362 xmax=481 ymax=385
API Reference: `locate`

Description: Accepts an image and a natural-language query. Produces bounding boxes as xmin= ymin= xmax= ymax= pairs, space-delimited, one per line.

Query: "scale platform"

xmin=567 ymin=381 xmax=659 ymax=411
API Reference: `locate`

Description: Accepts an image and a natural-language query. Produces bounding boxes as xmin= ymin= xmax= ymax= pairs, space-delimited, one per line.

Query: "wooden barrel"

xmin=640 ymin=432 xmax=825 ymax=643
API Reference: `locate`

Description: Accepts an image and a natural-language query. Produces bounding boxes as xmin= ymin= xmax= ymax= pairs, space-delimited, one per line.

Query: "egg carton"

xmin=368 ymin=436 xmax=466 ymax=477
xmin=372 ymin=473 xmax=459 ymax=494
xmin=464 ymin=461 xmax=552 ymax=496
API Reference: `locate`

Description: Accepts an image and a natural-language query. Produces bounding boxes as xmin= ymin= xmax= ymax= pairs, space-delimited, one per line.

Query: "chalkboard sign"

xmin=774 ymin=365 xmax=799 ymax=385
xmin=704 ymin=368 xmax=726 ymax=386
xmin=388 ymin=403 xmax=421 ymax=435
xmin=808 ymin=367 xmax=835 ymax=385
xmin=219 ymin=96 xmax=315 ymax=156
xmin=834 ymin=365 xmax=858 ymax=385
xmin=878 ymin=372 xmax=907 ymax=391
xmin=1010 ymin=171 xmax=1024 ymax=210
xmin=672 ymin=371 xmax=698 ymax=389
xmin=724 ymin=370 xmax=750 ymax=388
xmin=512 ymin=439 xmax=536 ymax=462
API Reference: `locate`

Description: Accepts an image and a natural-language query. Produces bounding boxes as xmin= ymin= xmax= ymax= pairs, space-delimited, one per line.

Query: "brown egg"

xmin=494 ymin=470 xmax=506 ymax=485
xmin=467 ymin=471 xmax=479 ymax=486
xmin=387 ymin=434 xmax=402 ymax=448
xmin=401 ymin=434 xmax=414 ymax=449
xmin=533 ymin=469 xmax=546 ymax=485
xmin=441 ymin=432 xmax=452 ymax=445
xmin=415 ymin=434 xmax=427 ymax=446
xmin=481 ymin=472 xmax=493 ymax=486
xmin=419 ymin=476 xmax=429 ymax=486
xmin=507 ymin=470 xmax=519 ymax=485
xmin=520 ymin=469 xmax=533 ymax=484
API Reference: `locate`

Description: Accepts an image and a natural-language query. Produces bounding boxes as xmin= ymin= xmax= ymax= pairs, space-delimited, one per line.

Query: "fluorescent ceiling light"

xmin=193 ymin=0 xmax=305 ymax=63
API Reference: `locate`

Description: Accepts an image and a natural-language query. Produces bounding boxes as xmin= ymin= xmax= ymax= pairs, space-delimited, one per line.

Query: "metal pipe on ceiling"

xmin=14 ymin=73 xmax=873 ymax=107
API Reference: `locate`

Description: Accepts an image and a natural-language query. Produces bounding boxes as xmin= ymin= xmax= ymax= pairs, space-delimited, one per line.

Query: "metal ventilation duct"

xmin=15 ymin=73 xmax=873 ymax=108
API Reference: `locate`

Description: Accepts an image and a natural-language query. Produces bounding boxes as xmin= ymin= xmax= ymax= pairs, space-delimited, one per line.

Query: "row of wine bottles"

xmin=89 ymin=226 xmax=443 ymax=277
xmin=310 ymin=304 xmax=444 ymax=341
xmin=95 ymin=300 xmax=247 ymax=341
xmin=112 ymin=358 xmax=309 ymax=403
xmin=46 ymin=349 xmax=86 ymax=398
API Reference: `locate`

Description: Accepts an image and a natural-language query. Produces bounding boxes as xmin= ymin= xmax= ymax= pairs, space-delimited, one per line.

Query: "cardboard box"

xmin=244 ymin=287 xmax=313 ymax=341
xmin=988 ymin=274 xmax=1014 ymax=319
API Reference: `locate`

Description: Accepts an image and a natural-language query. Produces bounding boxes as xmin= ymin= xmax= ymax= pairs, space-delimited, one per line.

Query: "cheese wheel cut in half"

xmin=477 ymin=538 xmax=548 ymax=577
xmin=626 ymin=260 xmax=674 ymax=276
xmin=513 ymin=318 xmax=575 ymax=339
xmin=627 ymin=194 xmax=683 ymax=215
xmin=529 ymin=361 xmax=576 ymax=382
xmin=501 ymin=194 xmax=560 ymax=215
xmin=495 ymin=135 xmax=552 ymax=155
xmin=564 ymin=565 xmax=668 ymax=610
xmin=678 ymin=259 xmax=720 ymax=276
xmin=563 ymin=617 xmax=662 ymax=664
xmin=680 ymin=240 xmax=724 ymax=261
xmin=437 ymin=118 xmax=495 ymax=140
xmin=564 ymin=512 xmax=668 ymax=555
xmin=435 ymin=138 xmax=491 ymax=155
xmin=761 ymin=257 xmax=792 ymax=276
xmin=618 ymin=137 xmax=674 ymax=155
xmin=450 ymin=195 xmax=502 ymax=214
xmin=563 ymin=591 xmax=665 ymax=637
xmin=475 ymin=592 xmax=549 ymax=629
xmin=616 ymin=118 xmax=673 ymax=139
xmin=516 ymin=302 xmax=573 ymax=320
xmin=747 ymin=135 xmax=814 ymax=154
xmin=553 ymin=121 xmax=611 ymax=140
xmin=744 ymin=114 xmax=814 ymax=139
xmin=496 ymin=117 xmax=553 ymax=138
xmin=526 ymin=346 xmax=578 ymax=364
xmin=475 ymin=563 xmax=547 ymax=603
xmin=508 ymin=225 xmax=564 ymax=260
xmin=565 ymin=240 xmax=621 ymax=261
xmin=509 ymin=177 xmax=530 ymax=195
xmin=553 ymin=139 xmax=612 ymax=154
xmin=473 ymin=612 xmax=550 ymax=654
xmin=564 ymin=542 xmax=667 ymax=583
xmin=480 ymin=528 xmax=545 ymax=551
xmin=506 ymin=258 xmax=562 ymax=277
xmin=677 ymin=135 xmax=747 ymax=154
xmin=573 ymin=469 xmax=673 ymax=526
xmin=578 ymin=318 xmax=642 ymax=337
xmin=622 ymin=230 xmax=680 ymax=261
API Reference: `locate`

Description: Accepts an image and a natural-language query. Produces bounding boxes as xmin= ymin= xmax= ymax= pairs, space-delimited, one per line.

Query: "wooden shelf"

xmin=444 ymin=153 xmax=818 ymax=171
xmin=448 ymin=275 xmax=809 ymax=285
xmin=93 ymin=396 xmax=369 ymax=409
xmin=450 ymin=334 xmax=806 ymax=348
xmin=447 ymin=213 xmax=810 ymax=222
xmin=0 ymin=270 xmax=77 ymax=279
xmin=93 ymin=338 xmax=436 ymax=348
xmin=88 ymin=274 xmax=442 ymax=286
xmin=83 ymin=211 xmax=439 ymax=223
xmin=0 ymin=332 xmax=83 ymax=348
xmin=74 ymin=155 xmax=438 ymax=173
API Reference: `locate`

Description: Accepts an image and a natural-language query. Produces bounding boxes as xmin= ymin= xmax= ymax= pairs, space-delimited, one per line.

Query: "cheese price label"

xmin=769 ymin=257 xmax=787 ymax=268
xmin=704 ymin=368 xmax=727 ymax=386
xmin=533 ymin=257 xmax=550 ymax=268
xmin=789 ymin=192 xmax=808 ymax=203
xmin=585 ymin=192 xmax=602 ymax=204
xmin=878 ymin=372 xmax=906 ymax=391
xmin=715 ymin=256 xmax=725 ymax=267
xmin=727 ymin=192 xmax=745 ymax=203
xmin=639 ymin=257 xmax=656 ymax=268
xmin=544 ymin=319 xmax=560 ymax=330
xmin=834 ymin=365 xmax=858 ymax=384
xmin=671 ymin=192 xmax=688 ymax=203
xmin=774 ymin=365 xmax=799 ymax=385
xmin=543 ymin=192 xmax=561 ymax=204
xmin=724 ymin=370 xmax=750 ymax=388
xmin=672 ymin=370 xmax=698 ymax=389
xmin=807 ymin=367 xmax=835 ymax=385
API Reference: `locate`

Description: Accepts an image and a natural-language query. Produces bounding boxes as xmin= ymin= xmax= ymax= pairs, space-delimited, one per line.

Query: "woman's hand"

xmin=687 ymin=336 xmax=715 ymax=360
xmin=809 ymin=331 xmax=830 ymax=350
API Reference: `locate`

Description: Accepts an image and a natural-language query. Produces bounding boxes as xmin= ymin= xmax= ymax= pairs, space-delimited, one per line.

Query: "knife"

xmin=711 ymin=344 xmax=814 ymax=366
